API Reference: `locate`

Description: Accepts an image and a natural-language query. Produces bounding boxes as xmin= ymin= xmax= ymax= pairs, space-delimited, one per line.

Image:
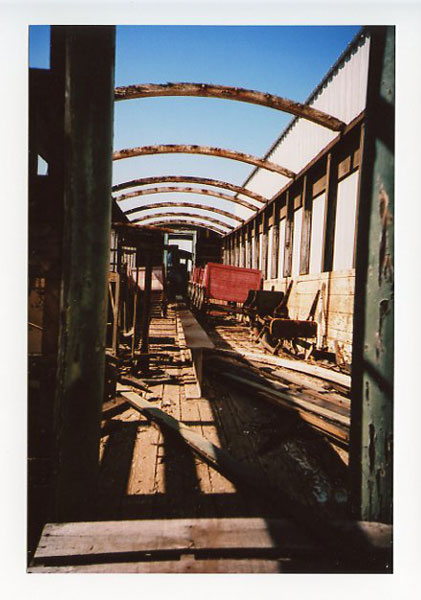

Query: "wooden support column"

xmin=283 ymin=190 xmax=293 ymax=277
xmin=322 ymin=151 xmax=339 ymax=272
xmin=245 ymin=225 xmax=251 ymax=268
xmin=300 ymin=174 xmax=312 ymax=275
xmin=234 ymin=232 xmax=240 ymax=267
xmin=241 ymin=230 xmax=246 ymax=268
xmin=140 ymin=250 xmax=153 ymax=357
xmin=131 ymin=259 xmax=140 ymax=356
xmin=271 ymin=202 xmax=279 ymax=280
xmin=261 ymin=213 xmax=268 ymax=280
xmin=255 ymin=218 xmax=260 ymax=270
xmin=52 ymin=26 xmax=115 ymax=522
xmin=230 ymin=235 xmax=235 ymax=266
xmin=350 ymin=26 xmax=394 ymax=524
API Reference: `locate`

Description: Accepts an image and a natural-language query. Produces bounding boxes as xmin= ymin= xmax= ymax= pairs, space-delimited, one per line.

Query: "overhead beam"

xmin=131 ymin=211 xmax=233 ymax=231
xmin=114 ymin=83 xmax=345 ymax=132
xmin=124 ymin=201 xmax=243 ymax=223
xmin=111 ymin=175 xmax=267 ymax=206
xmin=113 ymin=144 xmax=296 ymax=179
xmin=140 ymin=218 xmax=227 ymax=236
xmin=116 ymin=186 xmax=257 ymax=213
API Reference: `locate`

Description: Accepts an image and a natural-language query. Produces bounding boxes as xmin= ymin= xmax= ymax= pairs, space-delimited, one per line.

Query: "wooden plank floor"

xmin=87 ymin=306 xmax=357 ymax=573
xmin=98 ymin=307 xmax=269 ymax=523
xmin=98 ymin=307 xmax=349 ymax=524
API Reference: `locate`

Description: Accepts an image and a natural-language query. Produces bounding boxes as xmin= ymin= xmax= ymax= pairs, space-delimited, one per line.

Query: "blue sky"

xmin=29 ymin=24 xmax=361 ymax=225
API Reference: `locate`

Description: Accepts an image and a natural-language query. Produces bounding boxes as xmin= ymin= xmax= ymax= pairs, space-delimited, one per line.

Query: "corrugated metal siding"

xmin=292 ymin=208 xmax=303 ymax=277
xmin=245 ymin=34 xmax=370 ymax=199
xmin=309 ymin=192 xmax=326 ymax=274
xmin=333 ymin=171 xmax=360 ymax=270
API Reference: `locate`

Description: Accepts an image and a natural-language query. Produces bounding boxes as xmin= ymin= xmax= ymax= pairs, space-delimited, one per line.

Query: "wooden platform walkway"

xmin=30 ymin=306 xmax=371 ymax=574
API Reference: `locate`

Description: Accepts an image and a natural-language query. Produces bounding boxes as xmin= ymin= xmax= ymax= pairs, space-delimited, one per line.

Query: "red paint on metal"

xmin=202 ymin=263 xmax=262 ymax=303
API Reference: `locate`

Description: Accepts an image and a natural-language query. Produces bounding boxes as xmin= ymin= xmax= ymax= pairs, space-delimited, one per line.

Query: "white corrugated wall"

xmin=245 ymin=34 xmax=370 ymax=199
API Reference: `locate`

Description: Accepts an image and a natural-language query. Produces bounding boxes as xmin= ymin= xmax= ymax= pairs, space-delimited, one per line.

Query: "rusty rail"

xmin=112 ymin=144 xmax=296 ymax=178
xmin=131 ymin=211 xmax=233 ymax=231
xmin=112 ymin=175 xmax=267 ymax=206
xmin=141 ymin=218 xmax=227 ymax=236
xmin=114 ymin=83 xmax=345 ymax=132
xmin=116 ymin=186 xmax=257 ymax=214
xmin=124 ymin=201 xmax=243 ymax=223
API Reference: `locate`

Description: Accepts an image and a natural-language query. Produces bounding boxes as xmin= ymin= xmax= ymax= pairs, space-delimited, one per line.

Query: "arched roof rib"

xmin=141 ymin=218 xmax=227 ymax=237
xmin=111 ymin=176 xmax=267 ymax=206
xmin=115 ymin=186 xmax=258 ymax=214
xmin=131 ymin=211 xmax=233 ymax=232
xmin=124 ymin=201 xmax=243 ymax=224
xmin=114 ymin=83 xmax=345 ymax=132
xmin=112 ymin=145 xmax=296 ymax=179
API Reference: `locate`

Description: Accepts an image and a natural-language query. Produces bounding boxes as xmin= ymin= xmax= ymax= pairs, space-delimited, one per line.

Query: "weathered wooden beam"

xmin=322 ymin=151 xmax=339 ymax=272
xmin=113 ymin=144 xmax=296 ymax=178
xmin=283 ymin=190 xmax=293 ymax=277
xmin=123 ymin=201 xmax=243 ymax=223
xmin=117 ymin=186 xmax=258 ymax=213
xmin=112 ymin=175 xmax=267 ymax=206
xmin=299 ymin=174 xmax=312 ymax=275
xmin=132 ymin=211 xmax=233 ymax=231
xmin=212 ymin=347 xmax=351 ymax=388
xmin=350 ymin=26 xmax=394 ymax=523
xmin=114 ymin=83 xmax=345 ymax=131
xmin=140 ymin=251 xmax=153 ymax=358
xmin=148 ymin=219 xmax=226 ymax=236
xmin=52 ymin=26 xmax=115 ymax=522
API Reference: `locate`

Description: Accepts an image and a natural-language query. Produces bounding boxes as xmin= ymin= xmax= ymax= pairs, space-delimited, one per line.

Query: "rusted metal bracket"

xmin=112 ymin=175 xmax=267 ymax=206
xmin=116 ymin=185 xmax=259 ymax=213
xmin=123 ymin=201 xmax=243 ymax=223
xmin=114 ymin=82 xmax=345 ymax=131
xmin=113 ymin=144 xmax=296 ymax=178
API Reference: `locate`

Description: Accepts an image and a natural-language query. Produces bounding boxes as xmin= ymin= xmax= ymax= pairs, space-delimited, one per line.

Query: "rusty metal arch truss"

xmin=112 ymin=175 xmax=267 ymax=207
xmin=131 ymin=211 xmax=233 ymax=232
xmin=114 ymin=83 xmax=345 ymax=131
xmin=142 ymin=218 xmax=227 ymax=237
xmin=124 ymin=201 xmax=243 ymax=224
xmin=113 ymin=144 xmax=296 ymax=178
xmin=116 ymin=186 xmax=258 ymax=214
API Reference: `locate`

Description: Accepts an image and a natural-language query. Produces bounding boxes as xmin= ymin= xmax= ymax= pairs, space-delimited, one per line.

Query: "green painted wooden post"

xmin=52 ymin=26 xmax=116 ymax=521
xmin=350 ymin=26 xmax=394 ymax=524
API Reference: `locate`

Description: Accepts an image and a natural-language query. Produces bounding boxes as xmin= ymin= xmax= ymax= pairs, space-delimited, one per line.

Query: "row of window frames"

xmin=226 ymin=169 xmax=360 ymax=278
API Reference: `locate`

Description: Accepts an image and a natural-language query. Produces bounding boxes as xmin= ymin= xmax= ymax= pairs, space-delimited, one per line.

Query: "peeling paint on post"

xmin=52 ymin=26 xmax=115 ymax=521
xmin=350 ymin=26 xmax=394 ymax=524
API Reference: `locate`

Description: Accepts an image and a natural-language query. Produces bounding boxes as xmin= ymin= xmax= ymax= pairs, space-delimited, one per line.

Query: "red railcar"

xmin=189 ymin=262 xmax=262 ymax=312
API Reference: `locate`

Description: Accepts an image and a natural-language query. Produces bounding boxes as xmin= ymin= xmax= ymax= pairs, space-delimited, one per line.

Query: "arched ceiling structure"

xmin=124 ymin=201 xmax=243 ymax=223
xmin=115 ymin=186 xmax=260 ymax=213
xmin=131 ymin=211 xmax=234 ymax=232
xmin=143 ymin=218 xmax=228 ymax=237
xmin=114 ymin=82 xmax=345 ymax=131
xmin=113 ymin=144 xmax=296 ymax=178
xmin=113 ymin=82 xmax=344 ymax=236
xmin=112 ymin=175 xmax=267 ymax=206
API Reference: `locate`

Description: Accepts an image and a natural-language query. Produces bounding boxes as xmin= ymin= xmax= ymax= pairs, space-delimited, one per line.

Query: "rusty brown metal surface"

xmin=142 ymin=218 xmax=226 ymax=236
xmin=112 ymin=175 xmax=267 ymax=206
xmin=112 ymin=144 xmax=296 ymax=178
xmin=123 ymin=201 xmax=243 ymax=223
xmin=116 ymin=185 xmax=261 ymax=213
xmin=114 ymin=83 xmax=345 ymax=131
xmin=131 ymin=211 xmax=233 ymax=231
xmin=269 ymin=319 xmax=318 ymax=340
